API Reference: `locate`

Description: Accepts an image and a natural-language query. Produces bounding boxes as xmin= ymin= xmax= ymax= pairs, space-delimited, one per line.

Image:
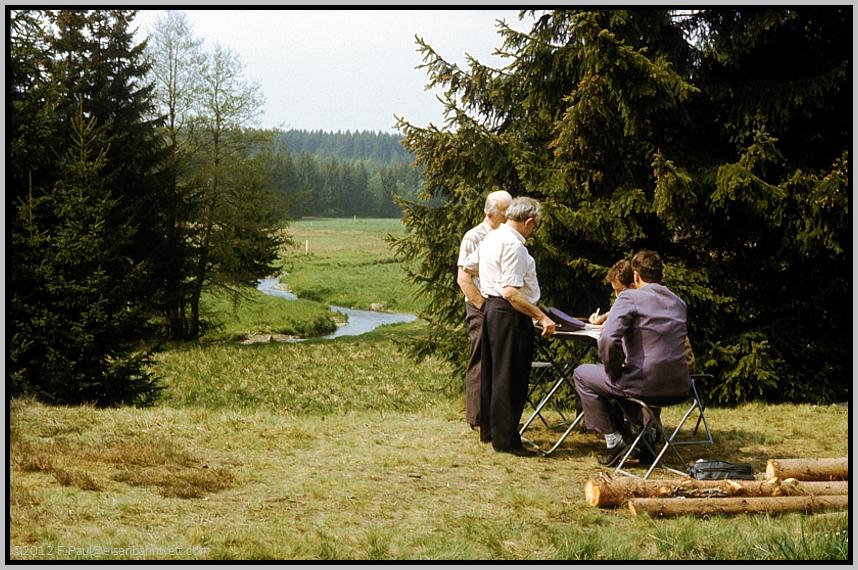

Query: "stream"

xmin=256 ymin=277 xmax=417 ymax=340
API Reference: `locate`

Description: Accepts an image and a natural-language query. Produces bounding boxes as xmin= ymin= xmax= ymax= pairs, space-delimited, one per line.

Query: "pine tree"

xmin=10 ymin=9 xmax=165 ymax=405
xmin=392 ymin=9 xmax=849 ymax=404
xmin=10 ymin=100 xmax=160 ymax=405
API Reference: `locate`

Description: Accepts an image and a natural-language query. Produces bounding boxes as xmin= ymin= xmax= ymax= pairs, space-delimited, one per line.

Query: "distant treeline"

xmin=276 ymin=129 xmax=413 ymax=165
xmin=268 ymin=129 xmax=422 ymax=219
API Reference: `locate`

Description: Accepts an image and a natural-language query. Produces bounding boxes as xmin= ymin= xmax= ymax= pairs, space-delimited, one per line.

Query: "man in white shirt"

xmin=466 ymin=196 xmax=556 ymax=456
xmin=456 ymin=190 xmax=512 ymax=431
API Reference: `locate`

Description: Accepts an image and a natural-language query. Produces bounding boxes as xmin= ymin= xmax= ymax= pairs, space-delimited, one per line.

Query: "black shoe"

xmin=597 ymin=440 xmax=631 ymax=466
xmin=637 ymin=446 xmax=656 ymax=466
xmin=496 ymin=446 xmax=537 ymax=457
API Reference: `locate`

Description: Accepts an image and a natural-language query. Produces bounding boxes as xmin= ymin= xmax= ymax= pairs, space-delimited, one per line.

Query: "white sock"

xmin=605 ymin=431 xmax=624 ymax=448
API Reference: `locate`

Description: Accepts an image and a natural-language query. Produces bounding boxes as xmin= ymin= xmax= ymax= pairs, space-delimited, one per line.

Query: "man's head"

xmin=484 ymin=190 xmax=513 ymax=229
xmin=505 ymin=196 xmax=542 ymax=238
xmin=631 ymin=250 xmax=663 ymax=284
xmin=606 ymin=259 xmax=634 ymax=295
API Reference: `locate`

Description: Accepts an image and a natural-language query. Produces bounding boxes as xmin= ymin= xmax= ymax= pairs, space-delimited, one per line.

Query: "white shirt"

xmin=468 ymin=223 xmax=541 ymax=304
xmin=457 ymin=219 xmax=492 ymax=293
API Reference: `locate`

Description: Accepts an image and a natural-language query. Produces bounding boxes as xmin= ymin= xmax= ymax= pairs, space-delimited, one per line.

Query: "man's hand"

xmin=537 ymin=314 xmax=556 ymax=337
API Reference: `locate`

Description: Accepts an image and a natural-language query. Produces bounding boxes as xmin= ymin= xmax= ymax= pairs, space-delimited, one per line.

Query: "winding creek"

xmin=256 ymin=277 xmax=417 ymax=340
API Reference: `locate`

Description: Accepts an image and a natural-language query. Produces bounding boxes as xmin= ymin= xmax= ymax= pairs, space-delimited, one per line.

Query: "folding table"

xmin=520 ymin=326 xmax=601 ymax=456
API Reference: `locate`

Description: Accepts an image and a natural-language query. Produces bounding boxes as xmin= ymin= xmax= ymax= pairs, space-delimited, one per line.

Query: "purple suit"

xmin=573 ymin=283 xmax=691 ymax=433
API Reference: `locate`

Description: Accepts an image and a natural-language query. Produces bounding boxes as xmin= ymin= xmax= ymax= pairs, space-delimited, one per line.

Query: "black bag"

xmin=688 ymin=459 xmax=755 ymax=480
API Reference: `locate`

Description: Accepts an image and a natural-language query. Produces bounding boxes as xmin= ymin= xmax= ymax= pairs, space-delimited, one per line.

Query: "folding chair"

xmin=613 ymin=374 xmax=714 ymax=479
xmin=523 ymin=361 xmax=569 ymax=429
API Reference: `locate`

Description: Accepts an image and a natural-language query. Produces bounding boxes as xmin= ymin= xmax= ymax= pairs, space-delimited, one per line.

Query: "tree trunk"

xmin=585 ymin=476 xmax=849 ymax=508
xmin=628 ymin=495 xmax=849 ymax=517
xmin=765 ymin=457 xmax=848 ymax=481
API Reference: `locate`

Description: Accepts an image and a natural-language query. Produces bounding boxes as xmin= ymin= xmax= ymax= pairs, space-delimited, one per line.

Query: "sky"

xmin=133 ymin=9 xmax=537 ymax=134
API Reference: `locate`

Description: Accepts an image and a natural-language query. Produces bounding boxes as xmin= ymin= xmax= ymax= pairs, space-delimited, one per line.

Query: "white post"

xmin=305 ymin=240 xmax=309 ymax=255
xmin=353 ymin=215 xmax=356 ymax=222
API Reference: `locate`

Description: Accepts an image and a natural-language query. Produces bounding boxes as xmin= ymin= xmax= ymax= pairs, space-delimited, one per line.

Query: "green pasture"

xmin=8 ymin=218 xmax=849 ymax=561
xmin=277 ymin=217 xmax=422 ymax=313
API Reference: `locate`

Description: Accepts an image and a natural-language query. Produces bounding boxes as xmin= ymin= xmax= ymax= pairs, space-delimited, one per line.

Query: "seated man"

xmin=572 ymin=250 xmax=692 ymax=466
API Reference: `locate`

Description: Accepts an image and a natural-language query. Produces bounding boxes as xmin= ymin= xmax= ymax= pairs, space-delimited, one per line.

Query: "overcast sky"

xmin=133 ymin=9 xmax=537 ymax=134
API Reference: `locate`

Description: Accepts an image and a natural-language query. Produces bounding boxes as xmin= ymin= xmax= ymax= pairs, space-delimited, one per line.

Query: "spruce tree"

xmin=11 ymin=102 xmax=160 ymax=405
xmin=392 ymin=9 xmax=849 ymax=404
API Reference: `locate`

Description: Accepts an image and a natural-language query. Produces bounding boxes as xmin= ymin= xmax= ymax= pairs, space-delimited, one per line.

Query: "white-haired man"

xmin=466 ymin=196 xmax=556 ymax=456
xmin=456 ymin=190 xmax=512 ymax=431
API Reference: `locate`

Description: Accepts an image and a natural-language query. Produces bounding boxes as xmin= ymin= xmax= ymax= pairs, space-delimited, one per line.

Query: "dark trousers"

xmin=479 ymin=296 xmax=534 ymax=451
xmin=464 ymin=301 xmax=484 ymax=427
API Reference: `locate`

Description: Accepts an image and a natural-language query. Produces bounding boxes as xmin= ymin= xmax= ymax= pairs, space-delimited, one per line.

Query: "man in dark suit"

xmin=572 ymin=250 xmax=692 ymax=465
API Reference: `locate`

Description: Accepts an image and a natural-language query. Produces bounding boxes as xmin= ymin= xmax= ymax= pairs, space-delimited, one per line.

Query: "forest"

xmin=266 ymin=130 xmax=422 ymax=218
xmin=8 ymin=8 xmax=850 ymax=409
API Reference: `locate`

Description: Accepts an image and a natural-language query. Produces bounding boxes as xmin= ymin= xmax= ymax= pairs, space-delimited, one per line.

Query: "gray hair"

xmin=505 ymin=196 xmax=541 ymax=223
xmin=484 ymin=190 xmax=512 ymax=216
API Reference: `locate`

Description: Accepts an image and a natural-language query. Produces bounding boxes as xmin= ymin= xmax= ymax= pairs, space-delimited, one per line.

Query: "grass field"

xmin=8 ymin=218 xmax=850 ymax=561
xmin=277 ymin=217 xmax=422 ymax=313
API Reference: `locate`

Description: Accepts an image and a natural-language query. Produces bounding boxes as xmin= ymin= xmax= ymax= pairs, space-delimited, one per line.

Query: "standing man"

xmin=572 ymin=250 xmax=692 ymax=466
xmin=456 ymin=190 xmax=512 ymax=431
xmin=472 ymin=196 xmax=556 ymax=456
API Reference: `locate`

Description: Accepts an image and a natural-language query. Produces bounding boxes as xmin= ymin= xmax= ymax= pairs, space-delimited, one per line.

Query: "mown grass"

xmin=9 ymin=321 xmax=850 ymax=561
xmin=278 ymin=217 xmax=422 ymax=313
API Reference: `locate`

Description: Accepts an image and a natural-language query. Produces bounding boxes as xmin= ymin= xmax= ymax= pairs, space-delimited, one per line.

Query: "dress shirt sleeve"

xmin=462 ymin=246 xmax=480 ymax=274
xmin=498 ymin=242 xmax=527 ymax=288
xmin=457 ymin=232 xmax=476 ymax=268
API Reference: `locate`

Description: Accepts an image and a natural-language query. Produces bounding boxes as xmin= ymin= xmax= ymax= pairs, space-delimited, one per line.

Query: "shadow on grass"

xmin=523 ymin=423 xmax=777 ymax=474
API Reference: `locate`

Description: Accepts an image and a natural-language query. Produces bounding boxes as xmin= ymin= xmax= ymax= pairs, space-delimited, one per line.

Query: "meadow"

xmin=8 ymin=218 xmax=850 ymax=561
xmin=277 ymin=217 xmax=422 ymax=313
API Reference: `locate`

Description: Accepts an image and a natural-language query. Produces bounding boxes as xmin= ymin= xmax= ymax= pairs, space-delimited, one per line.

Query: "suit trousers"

xmin=573 ymin=364 xmax=682 ymax=434
xmin=464 ymin=301 xmax=484 ymax=427
xmin=479 ymin=296 xmax=534 ymax=451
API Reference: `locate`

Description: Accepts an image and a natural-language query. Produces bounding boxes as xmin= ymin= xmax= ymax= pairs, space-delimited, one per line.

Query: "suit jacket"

xmin=598 ymin=283 xmax=691 ymax=400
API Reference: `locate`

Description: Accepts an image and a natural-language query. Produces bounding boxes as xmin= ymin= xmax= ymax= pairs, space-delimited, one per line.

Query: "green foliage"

xmin=9 ymin=10 xmax=166 ymax=406
xmin=392 ymin=9 xmax=849 ymax=404
xmin=10 ymin=101 xmax=160 ymax=406
xmin=277 ymin=128 xmax=413 ymax=164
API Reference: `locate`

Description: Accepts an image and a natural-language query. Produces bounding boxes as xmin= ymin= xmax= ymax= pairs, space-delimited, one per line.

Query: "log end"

xmin=765 ymin=459 xmax=778 ymax=479
xmin=584 ymin=479 xmax=599 ymax=507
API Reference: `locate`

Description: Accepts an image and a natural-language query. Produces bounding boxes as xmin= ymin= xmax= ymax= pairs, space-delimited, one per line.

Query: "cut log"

xmin=765 ymin=457 xmax=848 ymax=481
xmin=585 ymin=476 xmax=848 ymax=508
xmin=628 ymin=495 xmax=849 ymax=517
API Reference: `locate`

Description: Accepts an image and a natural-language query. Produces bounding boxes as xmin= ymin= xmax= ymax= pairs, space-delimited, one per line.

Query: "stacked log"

xmin=765 ymin=457 xmax=848 ymax=481
xmin=628 ymin=495 xmax=848 ymax=517
xmin=585 ymin=457 xmax=848 ymax=517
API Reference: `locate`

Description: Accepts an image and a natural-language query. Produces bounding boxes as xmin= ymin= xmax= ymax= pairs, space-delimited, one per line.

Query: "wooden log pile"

xmin=585 ymin=457 xmax=848 ymax=517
